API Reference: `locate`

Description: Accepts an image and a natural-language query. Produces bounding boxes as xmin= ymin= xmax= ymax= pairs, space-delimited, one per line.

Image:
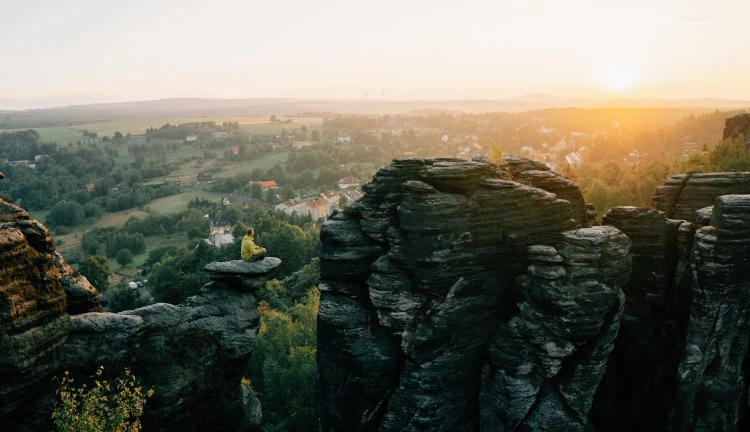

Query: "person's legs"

xmin=249 ymin=251 xmax=267 ymax=262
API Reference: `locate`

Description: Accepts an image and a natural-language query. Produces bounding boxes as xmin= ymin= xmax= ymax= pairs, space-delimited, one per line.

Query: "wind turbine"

xmin=363 ymin=92 xmax=368 ymax=101
xmin=382 ymin=90 xmax=387 ymax=101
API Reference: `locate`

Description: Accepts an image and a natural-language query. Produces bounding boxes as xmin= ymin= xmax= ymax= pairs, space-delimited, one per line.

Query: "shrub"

xmin=51 ymin=366 xmax=154 ymax=432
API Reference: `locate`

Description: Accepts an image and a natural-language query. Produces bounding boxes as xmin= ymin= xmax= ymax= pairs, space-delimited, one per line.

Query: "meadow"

xmin=5 ymin=126 xmax=85 ymax=144
xmin=70 ymin=117 xmax=322 ymax=137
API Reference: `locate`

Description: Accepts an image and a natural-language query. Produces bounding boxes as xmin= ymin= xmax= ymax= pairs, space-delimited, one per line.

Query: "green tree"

xmin=281 ymin=184 xmax=296 ymax=201
xmin=52 ymin=366 xmax=153 ymax=432
xmin=249 ymin=289 xmax=319 ymax=431
xmin=46 ymin=201 xmax=85 ymax=228
xmin=310 ymin=130 xmax=320 ymax=142
xmin=108 ymin=280 xmax=142 ymax=312
xmin=78 ymin=255 xmax=110 ymax=292
xmin=266 ymin=188 xmax=277 ymax=203
xmin=270 ymin=115 xmax=277 ymax=123
xmin=187 ymin=227 xmax=203 ymax=239
xmin=338 ymin=195 xmax=348 ymax=209
xmin=251 ymin=183 xmax=264 ymax=199
xmin=116 ymin=249 xmax=134 ymax=267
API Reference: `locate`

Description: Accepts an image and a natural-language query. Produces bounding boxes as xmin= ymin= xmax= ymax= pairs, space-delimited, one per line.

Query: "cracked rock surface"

xmin=317 ymin=157 xmax=616 ymax=431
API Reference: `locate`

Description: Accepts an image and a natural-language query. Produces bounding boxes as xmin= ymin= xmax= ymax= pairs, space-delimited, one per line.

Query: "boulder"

xmin=204 ymin=257 xmax=281 ymax=291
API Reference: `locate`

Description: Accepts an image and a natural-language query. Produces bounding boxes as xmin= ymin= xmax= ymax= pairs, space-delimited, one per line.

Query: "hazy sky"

xmin=2 ymin=0 xmax=750 ymax=107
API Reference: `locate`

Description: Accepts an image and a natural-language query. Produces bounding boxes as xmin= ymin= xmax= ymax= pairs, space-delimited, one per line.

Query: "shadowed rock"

xmin=669 ymin=195 xmax=750 ymax=431
xmin=651 ymin=172 xmax=750 ymax=220
xmin=317 ymin=157 xmax=613 ymax=432
xmin=481 ymin=227 xmax=630 ymax=431
xmin=723 ymin=113 xmax=750 ymax=148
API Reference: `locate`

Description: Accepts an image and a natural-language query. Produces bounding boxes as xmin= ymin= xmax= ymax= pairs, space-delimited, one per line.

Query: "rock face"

xmin=593 ymin=207 xmax=694 ymax=430
xmin=481 ymin=228 xmax=630 ymax=431
xmin=0 ymin=198 xmax=278 ymax=431
xmin=651 ymin=172 xmax=750 ymax=220
xmin=0 ymin=203 xmax=69 ymax=417
xmin=670 ymin=195 xmax=750 ymax=431
xmin=723 ymin=113 xmax=750 ymax=148
xmin=317 ymin=157 xmax=621 ymax=431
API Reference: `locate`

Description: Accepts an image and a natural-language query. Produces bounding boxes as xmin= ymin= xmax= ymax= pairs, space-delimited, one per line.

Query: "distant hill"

xmin=0 ymin=96 xmax=748 ymax=129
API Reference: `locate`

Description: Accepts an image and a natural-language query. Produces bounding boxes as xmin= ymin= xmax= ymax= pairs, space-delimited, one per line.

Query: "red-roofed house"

xmin=248 ymin=180 xmax=278 ymax=190
xmin=292 ymin=141 xmax=312 ymax=149
xmin=232 ymin=147 xmax=240 ymax=156
xmin=86 ymin=183 xmax=95 ymax=192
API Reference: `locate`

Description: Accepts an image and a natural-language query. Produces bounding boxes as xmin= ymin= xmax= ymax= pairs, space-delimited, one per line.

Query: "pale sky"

xmin=2 ymin=0 xmax=750 ymax=107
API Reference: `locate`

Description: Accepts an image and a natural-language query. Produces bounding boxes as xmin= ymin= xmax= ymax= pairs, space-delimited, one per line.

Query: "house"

xmin=210 ymin=220 xmax=231 ymax=235
xmin=248 ymin=180 xmax=277 ymax=190
xmin=34 ymin=154 xmax=46 ymax=162
xmin=320 ymin=190 xmax=340 ymax=207
xmin=441 ymin=135 xmax=449 ymax=142
xmin=306 ymin=198 xmax=330 ymax=221
xmin=288 ymin=127 xmax=304 ymax=134
xmin=204 ymin=233 xmax=235 ymax=247
xmin=86 ymin=183 xmax=95 ymax=192
xmin=186 ymin=135 xmax=198 ymax=142
xmin=232 ymin=147 xmax=240 ymax=156
xmin=337 ymin=133 xmax=351 ymax=143
xmin=338 ymin=176 xmax=360 ymax=189
xmin=292 ymin=141 xmax=312 ymax=149
xmin=275 ymin=198 xmax=307 ymax=216
xmin=223 ymin=194 xmax=251 ymax=209
xmin=180 ymin=180 xmax=191 ymax=187
xmin=197 ymin=173 xmax=213 ymax=184
xmin=342 ymin=189 xmax=363 ymax=203
xmin=213 ymin=131 xmax=228 ymax=139
xmin=564 ymin=152 xmax=584 ymax=167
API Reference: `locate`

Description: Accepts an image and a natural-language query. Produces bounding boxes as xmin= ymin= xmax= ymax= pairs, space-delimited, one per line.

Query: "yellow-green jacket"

xmin=241 ymin=236 xmax=264 ymax=260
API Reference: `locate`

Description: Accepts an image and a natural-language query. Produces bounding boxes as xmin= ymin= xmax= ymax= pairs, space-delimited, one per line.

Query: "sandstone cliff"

xmin=0 ymin=198 xmax=278 ymax=430
xmin=317 ymin=156 xmax=750 ymax=432
xmin=317 ymin=157 xmax=614 ymax=431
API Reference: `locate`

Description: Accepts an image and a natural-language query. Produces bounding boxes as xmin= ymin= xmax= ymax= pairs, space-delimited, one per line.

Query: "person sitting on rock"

xmin=241 ymin=228 xmax=267 ymax=262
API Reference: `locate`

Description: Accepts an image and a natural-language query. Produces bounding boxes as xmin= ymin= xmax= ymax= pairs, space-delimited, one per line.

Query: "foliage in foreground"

xmin=249 ymin=263 xmax=320 ymax=432
xmin=52 ymin=366 xmax=154 ymax=432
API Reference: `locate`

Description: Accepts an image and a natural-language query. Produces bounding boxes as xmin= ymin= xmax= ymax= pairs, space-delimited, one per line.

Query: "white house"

xmin=212 ymin=131 xmax=228 ymax=139
xmin=275 ymin=198 xmax=307 ymax=216
xmin=337 ymin=133 xmax=351 ymax=143
xmin=320 ymin=190 xmax=340 ymax=207
xmin=186 ymin=135 xmax=198 ymax=142
xmin=441 ymin=135 xmax=449 ymax=142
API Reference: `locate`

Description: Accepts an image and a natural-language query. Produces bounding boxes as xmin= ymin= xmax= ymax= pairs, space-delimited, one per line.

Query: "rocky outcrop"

xmin=481 ymin=228 xmax=630 ymax=431
xmin=0 ymin=205 xmax=68 ymax=417
xmin=723 ymin=113 xmax=750 ymax=148
xmin=502 ymin=155 xmax=589 ymax=226
xmin=651 ymin=172 xmax=750 ymax=220
xmin=317 ymin=157 xmax=620 ymax=431
xmin=4 ymin=256 xmax=279 ymax=431
xmin=670 ymin=195 xmax=750 ymax=431
xmin=0 ymin=196 xmax=279 ymax=430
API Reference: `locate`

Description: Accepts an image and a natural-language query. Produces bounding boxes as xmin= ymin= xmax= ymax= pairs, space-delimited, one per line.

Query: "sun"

xmin=597 ymin=64 xmax=643 ymax=94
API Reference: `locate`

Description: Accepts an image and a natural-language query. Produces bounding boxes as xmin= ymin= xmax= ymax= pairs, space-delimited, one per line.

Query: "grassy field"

xmin=4 ymin=126 xmax=85 ymax=144
xmin=147 ymin=190 xmax=224 ymax=213
xmin=71 ymin=117 xmax=323 ymax=137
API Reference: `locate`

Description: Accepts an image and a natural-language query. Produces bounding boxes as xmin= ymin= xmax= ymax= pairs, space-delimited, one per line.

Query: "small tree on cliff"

xmin=488 ymin=142 xmax=505 ymax=168
xmin=52 ymin=366 xmax=154 ymax=432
